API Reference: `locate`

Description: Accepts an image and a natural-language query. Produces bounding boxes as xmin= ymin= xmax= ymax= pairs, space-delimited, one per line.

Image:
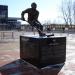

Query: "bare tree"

xmin=61 ymin=0 xmax=69 ymax=25
xmin=61 ymin=0 xmax=74 ymax=25
xmin=73 ymin=1 xmax=75 ymax=24
xmin=67 ymin=0 xmax=72 ymax=25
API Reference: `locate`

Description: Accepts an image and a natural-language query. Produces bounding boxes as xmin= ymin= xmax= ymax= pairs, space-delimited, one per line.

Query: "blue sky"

xmin=0 ymin=0 xmax=67 ymax=23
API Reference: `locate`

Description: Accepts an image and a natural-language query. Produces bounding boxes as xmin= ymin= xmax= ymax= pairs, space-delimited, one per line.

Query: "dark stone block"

xmin=20 ymin=35 xmax=66 ymax=68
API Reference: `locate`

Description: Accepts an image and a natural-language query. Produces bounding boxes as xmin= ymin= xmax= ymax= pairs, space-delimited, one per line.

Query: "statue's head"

xmin=31 ymin=2 xmax=37 ymax=9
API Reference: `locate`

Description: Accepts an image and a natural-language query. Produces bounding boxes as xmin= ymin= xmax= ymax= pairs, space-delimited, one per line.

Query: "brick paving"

xmin=0 ymin=32 xmax=75 ymax=75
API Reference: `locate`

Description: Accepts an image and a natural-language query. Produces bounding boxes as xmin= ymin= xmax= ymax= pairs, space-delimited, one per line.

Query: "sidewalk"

xmin=0 ymin=32 xmax=75 ymax=75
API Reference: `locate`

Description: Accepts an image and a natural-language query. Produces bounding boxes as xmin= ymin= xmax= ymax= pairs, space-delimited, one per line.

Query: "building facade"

xmin=0 ymin=5 xmax=21 ymax=30
xmin=0 ymin=5 xmax=8 ymax=23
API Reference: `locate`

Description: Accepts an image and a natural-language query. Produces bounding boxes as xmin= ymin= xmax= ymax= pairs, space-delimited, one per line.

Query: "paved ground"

xmin=0 ymin=31 xmax=75 ymax=75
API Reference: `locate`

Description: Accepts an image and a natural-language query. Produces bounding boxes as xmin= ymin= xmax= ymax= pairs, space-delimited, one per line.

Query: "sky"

xmin=0 ymin=0 xmax=71 ymax=24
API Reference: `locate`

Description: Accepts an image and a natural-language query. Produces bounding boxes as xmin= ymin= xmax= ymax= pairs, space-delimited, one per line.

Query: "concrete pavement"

xmin=0 ymin=32 xmax=75 ymax=75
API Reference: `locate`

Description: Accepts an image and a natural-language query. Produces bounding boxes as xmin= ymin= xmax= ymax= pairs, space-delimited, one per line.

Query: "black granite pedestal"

xmin=20 ymin=35 xmax=66 ymax=68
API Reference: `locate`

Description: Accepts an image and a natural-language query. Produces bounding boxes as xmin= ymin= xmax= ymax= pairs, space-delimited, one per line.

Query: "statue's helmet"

xmin=31 ymin=2 xmax=37 ymax=9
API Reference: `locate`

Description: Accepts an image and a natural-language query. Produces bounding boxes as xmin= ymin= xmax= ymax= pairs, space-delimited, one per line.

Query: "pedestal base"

xmin=20 ymin=35 xmax=66 ymax=68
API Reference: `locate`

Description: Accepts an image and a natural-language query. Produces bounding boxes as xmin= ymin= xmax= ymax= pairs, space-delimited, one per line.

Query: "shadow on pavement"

xmin=0 ymin=59 xmax=64 ymax=75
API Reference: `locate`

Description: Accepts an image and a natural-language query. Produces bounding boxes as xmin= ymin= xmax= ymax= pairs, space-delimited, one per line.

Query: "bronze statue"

xmin=21 ymin=2 xmax=45 ymax=36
